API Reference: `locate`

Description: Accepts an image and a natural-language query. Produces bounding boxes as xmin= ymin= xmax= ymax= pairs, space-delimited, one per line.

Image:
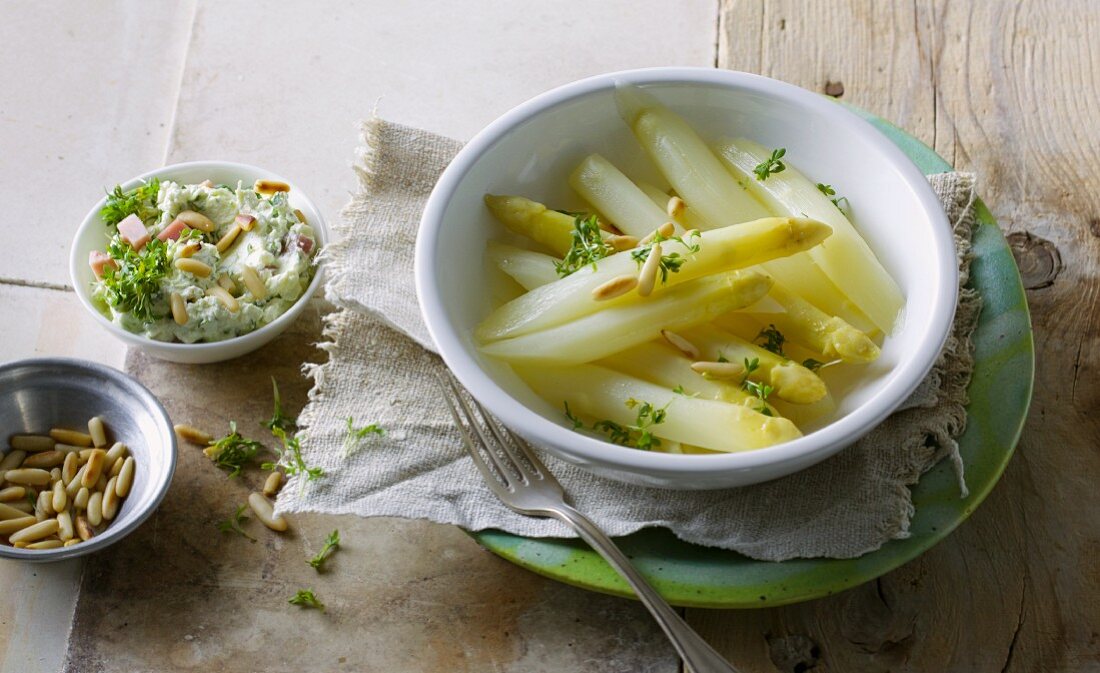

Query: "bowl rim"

xmin=415 ymin=67 xmax=959 ymax=478
xmin=68 ymin=160 xmax=329 ymax=354
xmin=0 ymin=357 xmax=177 ymax=561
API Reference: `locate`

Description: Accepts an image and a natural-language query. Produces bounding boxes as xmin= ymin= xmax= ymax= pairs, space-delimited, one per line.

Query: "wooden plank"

xmin=0 ymin=0 xmax=196 ymax=288
xmin=703 ymin=1 xmax=1100 ymax=670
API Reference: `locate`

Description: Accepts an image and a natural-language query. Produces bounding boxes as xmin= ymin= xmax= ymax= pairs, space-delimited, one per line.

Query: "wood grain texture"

xmin=706 ymin=1 xmax=1100 ymax=670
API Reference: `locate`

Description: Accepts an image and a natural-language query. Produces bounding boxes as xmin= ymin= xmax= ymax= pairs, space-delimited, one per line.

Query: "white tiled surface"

xmin=0 ymin=1 xmax=717 ymax=670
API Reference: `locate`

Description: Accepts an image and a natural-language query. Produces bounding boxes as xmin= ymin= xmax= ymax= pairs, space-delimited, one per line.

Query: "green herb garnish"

xmin=716 ymin=351 xmax=730 ymax=363
xmin=816 ymin=183 xmax=850 ymax=212
xmin=99 ymin=238 xmax=171 ymax=321
xmin=263 ymin=426 xmax=323 ymax=484
xmin=802 ymin=358 xmax=824 ymax=372
xmin=100 ymin=178 xmax=161 ymax=227
xmin=262 ymin=377 xmax=295 ymax=432
xmin=563 ymin=402 xmax=584 ymax=430
xmin=307 ymin=530 xmax=340 ymax=570
xmin=631 ymin=229 xmax=701 ymax=284
xmin=739 ymin=358 xmax=774 ymax=416
xmin=555 ymin=214 xmax=614 ymax=277
xmin=586 ymin=398 xmax=669 ymax=451
xmin=288 ymin=589 xmax=324 ymax=611
xmin=755 ymin=324 xmax=786 ymax=356
xmin=216 ymin=504 xmax=256 ymax=542
xmin=205 ymin=422 xmax=263 ymax=478
xmin=343 ymin=417 xmax=384 ymax=456
xmin=753 ymin=148 xmax=787 ymax=181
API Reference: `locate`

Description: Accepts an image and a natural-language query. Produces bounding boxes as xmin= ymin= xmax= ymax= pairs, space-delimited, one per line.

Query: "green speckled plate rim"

xmin=469 ymin=103 xmax=1036 ymax=609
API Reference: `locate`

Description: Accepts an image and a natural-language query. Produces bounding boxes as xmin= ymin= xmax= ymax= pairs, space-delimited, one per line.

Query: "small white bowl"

xmin=70 ymin=161 xmax=328 ymax=364
xmin=416 ymin=68 xmax=958 ymax=489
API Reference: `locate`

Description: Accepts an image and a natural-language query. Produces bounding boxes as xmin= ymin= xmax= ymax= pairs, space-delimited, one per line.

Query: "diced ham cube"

xmin=116 ymin=214 xmax=151 ymax=251
xmin=291 ymin=234 xmax=314 ymax=255
xmin=88 ymin=250 xmax=117 ymax=278
xmin=157 ymin=219 xmax=189 ymax=241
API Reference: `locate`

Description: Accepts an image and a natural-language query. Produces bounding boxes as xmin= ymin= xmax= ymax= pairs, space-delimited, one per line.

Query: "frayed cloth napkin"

xmin=279 ymin=118 xmax=981 ymax=561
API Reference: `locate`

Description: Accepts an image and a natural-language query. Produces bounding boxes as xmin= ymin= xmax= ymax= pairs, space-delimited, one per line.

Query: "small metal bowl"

xmin=0 ymin=358 xmax=176 ymax=561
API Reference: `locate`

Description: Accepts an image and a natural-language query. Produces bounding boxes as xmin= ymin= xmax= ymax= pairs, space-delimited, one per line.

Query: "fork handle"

xmin=550 ymin=505 xmax=739 ymax=673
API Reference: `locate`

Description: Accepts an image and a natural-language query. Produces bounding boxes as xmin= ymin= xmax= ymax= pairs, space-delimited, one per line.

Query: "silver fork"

xmin=438 ymin=374 xmax=739 ymax=673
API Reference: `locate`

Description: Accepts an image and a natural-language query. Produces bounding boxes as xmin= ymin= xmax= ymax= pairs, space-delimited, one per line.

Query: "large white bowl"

xmin=70 ymin=161 xmax=328 ymax=364
xmin=416 ymin=68 xmax=957 ymax=489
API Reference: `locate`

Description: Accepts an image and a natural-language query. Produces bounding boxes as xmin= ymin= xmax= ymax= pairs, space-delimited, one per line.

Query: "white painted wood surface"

xmin=0 ymin=2 xmax=716 ymax=671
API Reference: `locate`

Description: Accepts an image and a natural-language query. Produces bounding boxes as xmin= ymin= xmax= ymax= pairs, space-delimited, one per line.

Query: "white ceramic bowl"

xmin=70 ymin=161 xmax=328 ymax=364
xmin=416 ymin=68 xmax=957 ymax=489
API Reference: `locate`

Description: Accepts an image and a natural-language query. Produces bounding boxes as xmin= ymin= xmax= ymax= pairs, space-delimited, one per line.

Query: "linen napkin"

xmin=279 ymin=118 xmax=981 ymax=562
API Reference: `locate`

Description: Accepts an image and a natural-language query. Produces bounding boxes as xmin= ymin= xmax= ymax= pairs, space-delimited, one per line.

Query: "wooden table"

xmin=2 ymin=1 xmax=1095 ymax=670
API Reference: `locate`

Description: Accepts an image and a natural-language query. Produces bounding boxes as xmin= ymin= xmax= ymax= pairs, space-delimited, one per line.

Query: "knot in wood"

xmin=1007 ymin=231 xmax=1061 ymax=289
xmin=824 ymin=80 xmax=845 ymax=97
xmin=766 ymin=633 xmax=821 ymax=673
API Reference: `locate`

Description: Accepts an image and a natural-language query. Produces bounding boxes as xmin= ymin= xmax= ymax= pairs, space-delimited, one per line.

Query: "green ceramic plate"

xmin=471 ymin=106 xmax=1035 ymax=609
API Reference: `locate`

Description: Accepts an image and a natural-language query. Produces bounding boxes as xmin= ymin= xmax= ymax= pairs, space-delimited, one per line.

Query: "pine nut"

xmin=12 ymin=541 xmax=26 ymax=548
xmin=176 ymin=210 xmax=215 ymax=232
xmin=95 ymin=473 xmax=107 ymax=492
xmin=57 ymin=511 xmax=74 ymax=541
xmin=75 ymin=515 xmax=94 ymax=541
xmin=596 ymin=218 xmax=622 ymax=235
xmin=115 ymin=457 xmax=135 ymax=497
xmin=666 ymin=196 xmax=686 ymax=220
xmin=52 ymin=481 xmax=66 ymax=512
xmin=591 ymin=275 xmax=639 ymax=301
xmin=109 ymin=456 xmax=124 ymax=478
xmin=105 ymin=442 xmax=128 ymax=465
xmin=235 ymin=213 xmax=257 ymax=231
xmin=241 ymin=266 xmax=267 ymax=300
xmin=0 ymin=449 xmax=27 ymax=473
xmin=606 ymin=234 xmax=640 ymax=252
xmin=7 ymin=501 xmax=32 ymax=514
xmin=5 ymin=468 xmax=51 ymax=486
xmin=292 ymin=209 xmax=307 ymax=225
xmin=78 ymin=448 xmax=96 ymax=461
xmin=170 ymin=292 xmax=188 ymax=325
xmin=262 ymin=471 xmax=283 ymax=497
xmin=10 ymin=435 xmax=54 ymax=452
xmin=27 ymin=539 xmax=63 ymax=550
xmin=178 ymin=241 xmax=201 ymax=258
xmin=174 ymin=424 xmax=212 ymax=445
xmin=50 ymin=467 xmax=62 ymax=483
xmin=254 ymin=179 xmax=290 ymax=195
xmin=61 ymin=453 xmax=79 ymax=485
xmin=639 ymin=222 xmax=676 ymax=245
xmin=64 ymin=539 xmax=81 ymax=547
xmin=101 ymin=477 xmax=120 ymax=521
xmin=49 ymin=428 xmax=93 ymax=447
xmin=199 ymin=179 xmax=214 ymax=188
xmin=21 ymin=450 xmax=63 ymax=469
xmin=215 ymin=224 xmax=242 ymax=253
xmin=52 ymin=480 xmax=67 ymax=513
xmin=10 ymin=518 xmax=59 ymax=544
xmin=248 ymin=492 xmax=288 ymax=531
xmin=0 ymin=486 xmax=25 ymax=502
xmin=661 ymin=330 xmax=701 ymax=359
xmin=36 ymin=490 xmax=52 ymax=519
xmin=0 ymin=516 xmax=36 ymax=535
xmin=174 ymin=258 xmax=212 ymax=278
xmin=690 ymin=360 xmax=746 ymax=380
xmin=206 ymin=285 xmax=240 ymax=313
xmin=81 ymin=450 xmax=107 ymax=488
xmin=0 ymin=502 xmax=28 ymax=520
xmin=86 ymin=492 xmax=103 ymax=526
xmin=216 ymin=273 xmax=236 ymax=293
xmin=637 ymin=242 xmax=662 ymax=297
xmin=54 ymin=444 xmax=84 ymax=455
xmin=74 ymin=487 xmax=90 ymax=511
xmin=66 ymin=464 xmax=88 ymax=497
xmin=87 ymin=417 xmax=109 ymax=449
